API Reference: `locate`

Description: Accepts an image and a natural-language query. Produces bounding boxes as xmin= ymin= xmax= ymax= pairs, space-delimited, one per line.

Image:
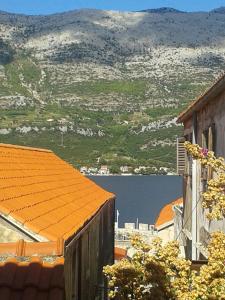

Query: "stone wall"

xmin=0 ymin=218 xmax=32 ymax=242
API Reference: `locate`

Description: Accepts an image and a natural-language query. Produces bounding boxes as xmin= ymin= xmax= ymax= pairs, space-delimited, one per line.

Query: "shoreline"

xmin=87 ymin=173 xmax=177 ymax=177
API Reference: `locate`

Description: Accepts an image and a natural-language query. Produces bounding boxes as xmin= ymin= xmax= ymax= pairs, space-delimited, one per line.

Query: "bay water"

xmin=90 ymin=175 xmax=182 ymax=227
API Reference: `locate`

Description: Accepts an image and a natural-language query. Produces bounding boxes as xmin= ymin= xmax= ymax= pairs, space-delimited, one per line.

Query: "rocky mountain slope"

xmin=0 ymin=8 xmax=225 ymax=172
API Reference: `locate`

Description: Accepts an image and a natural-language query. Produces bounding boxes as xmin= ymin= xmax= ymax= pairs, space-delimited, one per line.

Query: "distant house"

xmin=177 ymin=73 xmax=225 ymax=260
xmin=99 ymin=166 xmax=109 ymax=175
xmin=80 ymin=166 xmax=88 ymax=174
xmin=120 ymin=166 xmax=129 ymax=173
xmin=155 ymin=198 xmax=183 ymax=243
xmin=88 ymin=167 xmax=98 ymax=175
xmin=134 ymin=166 xmax=147 ymax=174
xmin=0 ymin=144 xmax=115 ymax=300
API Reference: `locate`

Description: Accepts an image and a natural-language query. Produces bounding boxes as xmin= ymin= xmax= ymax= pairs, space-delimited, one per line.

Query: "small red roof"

xmin=114 ymin=247 xmax=127 ymax=260
xmin=155 ymin=198 xmax=183 ymax=228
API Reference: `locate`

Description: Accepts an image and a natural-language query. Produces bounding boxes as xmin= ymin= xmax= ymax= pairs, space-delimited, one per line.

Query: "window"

xmin=202 ymin=129 xmax=209 ymax=149
xmin=202 ymin=123 xmax=217 ymax=153
xmin=201 ymin=123 xmax=217 ymax=183
xmin=210 ymin=123 xmax=217 ymax=155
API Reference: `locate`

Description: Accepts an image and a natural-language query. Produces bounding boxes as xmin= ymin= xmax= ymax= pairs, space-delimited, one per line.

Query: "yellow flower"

xmin=185 ymin=142 xmax=225 ymax=220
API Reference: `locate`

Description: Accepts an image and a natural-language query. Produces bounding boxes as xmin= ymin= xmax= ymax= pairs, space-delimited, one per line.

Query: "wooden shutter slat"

xmin=177 ymin=137 xmax=186 ymax=175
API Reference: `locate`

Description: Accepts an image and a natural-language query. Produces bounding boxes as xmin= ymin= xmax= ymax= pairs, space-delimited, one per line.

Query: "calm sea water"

xmin=89 ymin=175 xmax=182 ymax=227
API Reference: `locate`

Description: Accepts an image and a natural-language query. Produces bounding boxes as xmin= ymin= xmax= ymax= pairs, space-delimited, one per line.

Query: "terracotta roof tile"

xmin=49 ymin=288 xmax=65 ymax=300
xmin=0 ymin=257 xmax=65 ymax=300
xmin=155 ymin=198 xmax=183 ymax=228
xmin=0 ymin=239 xmax=64 ymax=257
xmin=114 ymin=247 xmax=127 ymax=260
xmin=0 ymin=258 xmax=18 ymax=285
xmin=0 ymin=143 xmax=115 ymax=241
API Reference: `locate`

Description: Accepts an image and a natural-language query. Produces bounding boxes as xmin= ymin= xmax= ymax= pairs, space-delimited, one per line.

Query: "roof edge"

xmin=155 ymin=197 xmax=183 ymax=228
xmin=156 ymin=220 xmax=174 ymax=231
xmin=0 ymin=143 xmax=52 ymax=153
xmin=65 ymin=196 xmax=115 ymax=245
xmin=0 ymin=214 xmax=48 ymax=242
xmin=177 ymin=72 xmax=225 ymax=123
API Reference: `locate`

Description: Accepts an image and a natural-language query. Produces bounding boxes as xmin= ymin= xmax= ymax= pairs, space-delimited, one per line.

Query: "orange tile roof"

xmin=0 ymin=257 xmax=65 ymax=300
xmin=114 ymin=247 xmax=127 ymax=260
xmin=0 ymin=143 xmax=115 ymax=241
xmin=177 ymin=72 xmax=225 ymax=123
xmin=0 ymin=239 xmax=63 ymax=257
xmin=155 ymin=197 xmax=183 ymax=228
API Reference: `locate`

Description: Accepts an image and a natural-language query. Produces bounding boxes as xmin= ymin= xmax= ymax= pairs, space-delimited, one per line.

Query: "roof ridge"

xmin=155 ymin=197 xmax=183 ymax=228
xmin=177 ymin=72 xmax=225 ymax=122
xmin=171 ymin=197 xmax=183 ymax=204
xmin=0 ymin=143 xmax=52 ymax=153
xmin=0 ymin=239 xmax=64 ymax=257
xmin=164 ymin=197 xmax=183 ymax=207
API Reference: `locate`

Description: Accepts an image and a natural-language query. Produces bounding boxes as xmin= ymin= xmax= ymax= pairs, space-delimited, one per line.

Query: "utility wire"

xmin=175 ymin=195 xmax=201 ymax=241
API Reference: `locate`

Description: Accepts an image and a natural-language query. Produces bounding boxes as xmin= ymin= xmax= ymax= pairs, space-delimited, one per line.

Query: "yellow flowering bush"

xmin=188 ymin=231 xmax=225 ymax=300
xmin=104 ymin=233 xmax=225 ymax=300
xmin=104 ymin=143 xmax=225 ymax=299
xmin=104 ymin=235 xmax=191 ymax=300
xmin=185 ymin=142 xmax=225 ymax=220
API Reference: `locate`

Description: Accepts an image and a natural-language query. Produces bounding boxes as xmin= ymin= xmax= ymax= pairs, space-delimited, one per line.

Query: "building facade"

xmin=177 ymin=73 xmax=225 ymax=260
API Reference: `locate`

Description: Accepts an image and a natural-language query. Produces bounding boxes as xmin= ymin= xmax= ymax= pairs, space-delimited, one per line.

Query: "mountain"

xmin=140 ymin=7 xmax=185 ymax=13
xmin=0 ymin=8 xmax=225 ymax=173
xmin=211 ymin=7 xmax=225 ymax=14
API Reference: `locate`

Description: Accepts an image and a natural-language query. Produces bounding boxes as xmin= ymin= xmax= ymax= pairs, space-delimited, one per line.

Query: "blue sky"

xmin=1 ymin=0 xmax=225 ymax=15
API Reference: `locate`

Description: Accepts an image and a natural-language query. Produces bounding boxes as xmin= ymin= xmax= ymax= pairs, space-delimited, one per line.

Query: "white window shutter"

xmin=177 ymin=137 xmax=186 ymax=175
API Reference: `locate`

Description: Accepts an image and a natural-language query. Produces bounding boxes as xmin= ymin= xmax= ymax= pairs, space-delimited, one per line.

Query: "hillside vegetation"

xmin=1 ymin=8 xmax=225 ymax=172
